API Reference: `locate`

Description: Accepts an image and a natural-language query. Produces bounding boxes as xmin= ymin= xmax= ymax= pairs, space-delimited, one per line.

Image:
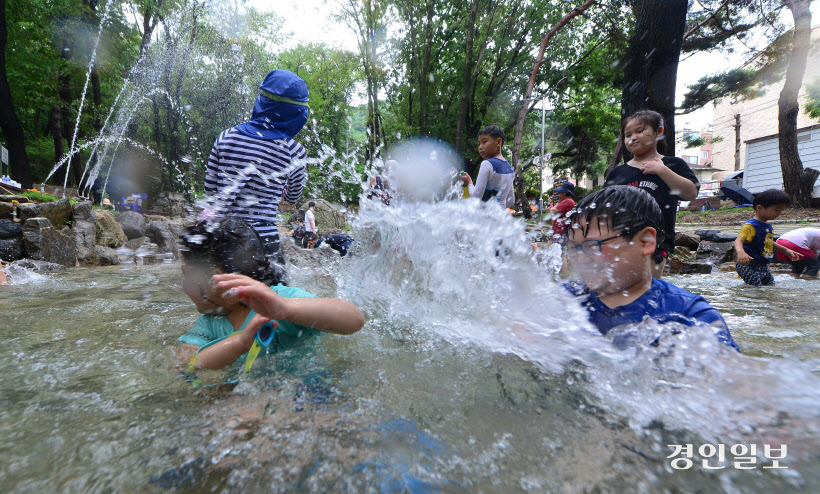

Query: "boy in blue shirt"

xmin=178 ymin=217 xmax=364 ymax=371
xmin=563 ymin=186 xmax=739 ymax=350
xmin=733 ymin=189 xmax=800 ymax=286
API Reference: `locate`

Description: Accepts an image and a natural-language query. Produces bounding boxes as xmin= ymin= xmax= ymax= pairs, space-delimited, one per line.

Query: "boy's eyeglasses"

xmin=564 ymin=231 xmax=633 ymax=257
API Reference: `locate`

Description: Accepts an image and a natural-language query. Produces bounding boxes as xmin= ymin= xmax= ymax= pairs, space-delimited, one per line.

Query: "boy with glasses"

xmin=562 ymin=186 xmax=738 ymax=350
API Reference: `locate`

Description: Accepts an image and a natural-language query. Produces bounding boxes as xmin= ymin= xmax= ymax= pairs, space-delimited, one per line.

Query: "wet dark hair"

xmin=624 ymin=110 xmax=667 ymax=154
xmin=566 ymin=185 xmax=665 ymax=247
xmin=181 ymin=217 xmax=285 ymax=286
xmin=302 ymin=232 xmax=318 ymax=248
xmin=753 ymin=189 xmax=790 ymax=208
xmin=478 ymin=125 xmax=505 ymax=146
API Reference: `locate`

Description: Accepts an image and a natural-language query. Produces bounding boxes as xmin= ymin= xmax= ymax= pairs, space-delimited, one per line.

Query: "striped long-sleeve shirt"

xmin=205 ymin=128 xmax=307 ymax=239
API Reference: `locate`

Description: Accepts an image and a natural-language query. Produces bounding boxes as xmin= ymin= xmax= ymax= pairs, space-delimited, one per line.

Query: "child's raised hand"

xmin=239 ymin=313 xmax=277 ymax=348
xmin=460 ymin=172 xmax=473 ymax=186
xmin=639 ymin=155 xmax=666 ymax=176
xmin=213 ymin=273 xmax=291 ymax=320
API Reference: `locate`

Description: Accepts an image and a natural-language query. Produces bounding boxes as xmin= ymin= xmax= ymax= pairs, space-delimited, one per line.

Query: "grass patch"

xmin=343 ymin=223 xmax=353 ymax=232
xmin=677 ymin=206 xmax=752 ymax=219
xmin=20 ymin=190 xmax=62 ymax=202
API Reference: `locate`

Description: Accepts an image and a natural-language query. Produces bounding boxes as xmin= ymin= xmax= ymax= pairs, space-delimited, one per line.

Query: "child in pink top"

xmin=775 ymin=227 xmax=820 ymax=279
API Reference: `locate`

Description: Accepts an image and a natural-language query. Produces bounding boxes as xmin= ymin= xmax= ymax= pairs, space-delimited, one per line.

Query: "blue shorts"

xmin=789 ymin=256 xmax=820 ymax=277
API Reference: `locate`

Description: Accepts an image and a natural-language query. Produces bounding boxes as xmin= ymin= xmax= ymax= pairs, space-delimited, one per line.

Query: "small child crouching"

xmin=733 ymin=189 xmax=800 ymax=286
xmin=178 ymin=217 xmax=364 ymax=373
xmin=562 ymin=186 xmax=739 ymax=350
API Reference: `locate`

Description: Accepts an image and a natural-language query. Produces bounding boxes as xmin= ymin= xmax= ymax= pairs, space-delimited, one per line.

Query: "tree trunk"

xmin=778 ymin=0 xmax=819 ymax=207
xmin=511 ymin=0 xmax=596 ymax=219
xmin=455 ymin=0 xmax=478 ymax=154
xmin=0 ymin=0 xmax=33 ymax=187
xmin=733 ymin=114 xmax=741 ymax=171
xmin=49 ymin=107 xmax=64 ymax=168
xmin=620 ymin=0 xmax=687 ymax=160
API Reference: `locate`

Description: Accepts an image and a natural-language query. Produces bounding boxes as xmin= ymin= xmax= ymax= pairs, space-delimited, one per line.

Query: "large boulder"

xmin=151 ymin=191 xmax=187 ymax=218
xmin=0 ymin=195 xmax=30 ymax=203
xmin=695 ymin=229 xmax=737 ymax=243
xmin=95 ymin=210 xmax=128 ymax=248
xmin=0 ymin=237 xmax=24 ymax=261
xmin=695 ymin=240 xmax=736 ymax=264
xmin=118 ymin=236 xmax=163 ymax=265
xmin=94 ymin=245 xmax=121 ymax=266
xmin=674 ymin=232 xmax=700 ymax=251
xmin=9 ymin=259 xmax=66 ymax=272
xmin=296 ymin=199 xmax=346 ymax=231
xmin=0 ymin=219 xmax=22 ymax=239
xmin=680 ymin=262 xmax=714 ymax=275
xmin=117 ymin=210 xmax=148 ymax=240
xmin=22 ymin=217 xmax=76 ymax=267
xmin=72 ymin=201 xmax=97 ymax=265
xmin=146 ymin=221 xmax=180 ymax=258
xmin=19 ymin=199 xmax=73 ymax=229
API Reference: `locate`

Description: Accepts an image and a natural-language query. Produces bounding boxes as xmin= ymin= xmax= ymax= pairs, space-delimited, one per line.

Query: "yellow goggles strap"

xmin=260 ymin=89 xmax=309 ymax=108
xmin=185 ymin=323 xmax=275 ymax=388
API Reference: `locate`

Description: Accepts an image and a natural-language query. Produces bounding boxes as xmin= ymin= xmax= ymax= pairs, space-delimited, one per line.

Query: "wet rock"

xmin=10 ymin=259 xmax=66 ymax=272
xmin=118 ymin=237 xmax=163 ymax=265
xmin=674 ymin=232 xmax=700 ymax=250
xmin=695 ymin=229 xmax=736 ymax=242
xmin=94 ymin=245 xmax=121 ymax=266
xmin=71 ymin=202 xmax=97 ymax=265
xmin=117 ymin=210 xmax=147 ymax=240
xmin=680 ymin=262 xmax=713 ymax=275
xmin=151 ymin=191 xmax=187 ymax=218
xmin=281 ymin=236 xmax=337 ymax=267
xmin=0 ymin=195 xmax=30 ymax=203
xmin=0 ymin=219 xmax=22 ymax=239
xmin=673 ymin=245 xmax=691 ymax=257
xmin=694 ymin=229 xmax=719 ymax=241
xmin=0 ymin=201 xmax=15 ymax=219
xmin=95 ymin=210 xmax=128 ymax=248
xmin=19 ymin=199 xmax=73 ymax=229
xmin=22 ymin=217 xmax=76 ymax=267
xmin=72 ymin=201 xmax=94 ymax=222
xmin=0 ymin=237 xmax=24 ymax=261
xmin=666 ymin=257 xmax=683 ymax=275
xmin=146 ymin=221 xmax=179 ymax=258
xmin=696 ymin=240 xmax=736 ymax=264
xmin=297 ymin=199 xmax=347 ymax=231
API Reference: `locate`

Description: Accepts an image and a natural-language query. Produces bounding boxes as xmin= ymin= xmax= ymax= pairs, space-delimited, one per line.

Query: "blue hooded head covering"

xmin=234 ymin=69 xmax=310 ymax=140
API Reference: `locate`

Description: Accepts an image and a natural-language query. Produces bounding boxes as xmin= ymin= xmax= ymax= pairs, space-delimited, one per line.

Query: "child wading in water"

xmin=460 ymin=125 xmax=516 ymax=208
xmin=605 ymin=110 xmax=699 ymax=278
xmin=563 ymin=186 xmax=738 ymax=350
xmin=734 ymin=189 xmax=800 ymax=286
xmin=177 ymin=217 xmax=364 ymax=375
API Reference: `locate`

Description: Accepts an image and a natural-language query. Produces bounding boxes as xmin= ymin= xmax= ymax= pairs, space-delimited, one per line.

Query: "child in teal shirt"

xmin=178 ymin=217 xmax=364 ymax=371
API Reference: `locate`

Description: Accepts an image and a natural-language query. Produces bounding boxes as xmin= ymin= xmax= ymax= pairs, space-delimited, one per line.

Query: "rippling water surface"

xmin=1 ymin=200 xmax=818 ymax=493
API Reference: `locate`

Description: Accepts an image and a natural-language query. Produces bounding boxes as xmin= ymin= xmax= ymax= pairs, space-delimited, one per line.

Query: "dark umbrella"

xmin=720 ymin=183 xmax=754 ymax=206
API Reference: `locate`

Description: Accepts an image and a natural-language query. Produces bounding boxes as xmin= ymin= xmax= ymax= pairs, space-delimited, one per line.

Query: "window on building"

xmin=685 ymin=155 xmax=698 ymax=165
xmin=700 ymin=150 xmax=709 ymax=160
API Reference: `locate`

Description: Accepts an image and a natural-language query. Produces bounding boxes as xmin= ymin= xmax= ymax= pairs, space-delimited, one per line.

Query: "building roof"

xmin=744 ymin=124 xmax=820 ymax=145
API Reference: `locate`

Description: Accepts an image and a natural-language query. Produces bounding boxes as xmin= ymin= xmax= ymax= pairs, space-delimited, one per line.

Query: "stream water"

xmin=1 ymin=198 xmax=818 ymax=493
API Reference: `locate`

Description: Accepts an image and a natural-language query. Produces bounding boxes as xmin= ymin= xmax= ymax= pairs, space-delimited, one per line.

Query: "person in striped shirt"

xmin=204 ymin=69 xmax=310 ymax=268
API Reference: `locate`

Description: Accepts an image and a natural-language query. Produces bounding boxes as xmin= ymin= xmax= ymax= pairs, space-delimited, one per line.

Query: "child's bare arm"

xmin=213 ymin=274 xmax=365 ymax=335
xmin=186 ymin=314 xmax=272 ymax=370
xmin=773 ymin=241 xmax=801 ymax=261
xmin=734 ymin=236 xmax=751 ymax=265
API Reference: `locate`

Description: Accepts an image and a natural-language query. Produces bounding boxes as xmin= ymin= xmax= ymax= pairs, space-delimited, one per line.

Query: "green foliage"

xmin=806 ymin=77 xmax=820 ymax=121
xmin=19 ymin=190 xmax=61 ymax=203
